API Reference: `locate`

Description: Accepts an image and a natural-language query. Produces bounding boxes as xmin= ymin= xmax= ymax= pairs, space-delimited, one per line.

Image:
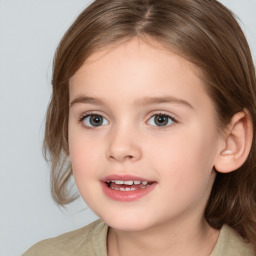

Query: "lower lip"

xmin=101 ymin=182 xmax=157 ymax=202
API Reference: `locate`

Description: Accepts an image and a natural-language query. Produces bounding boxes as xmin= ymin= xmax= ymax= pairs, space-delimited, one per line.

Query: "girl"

xmin=23 ymin=0 xmax=256 ymax=255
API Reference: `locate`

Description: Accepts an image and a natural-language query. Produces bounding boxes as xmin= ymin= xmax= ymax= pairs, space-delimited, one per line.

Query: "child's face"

xmin=68 ymin=38 xmax=222 ymax=231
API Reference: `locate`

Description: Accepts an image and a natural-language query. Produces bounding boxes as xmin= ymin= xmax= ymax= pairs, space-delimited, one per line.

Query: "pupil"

xmin=154 ymin=115 xmax=168 ymax=126
xmin=90 ymin=115 xmax=103 ymax=126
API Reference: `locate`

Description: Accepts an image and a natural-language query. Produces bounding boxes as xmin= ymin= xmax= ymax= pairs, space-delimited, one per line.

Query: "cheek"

xmin=70 ymin=143 xmax=99 ymax=177
xmin=151 ymin=129 xmax=217 ymax=207
xmin=68 ymin=135 xmax=102 ymax=202
xmin=146 ymin=124 xmax=218 ymax=180
xmin=68 ymin=126 xmax=101 ymax=177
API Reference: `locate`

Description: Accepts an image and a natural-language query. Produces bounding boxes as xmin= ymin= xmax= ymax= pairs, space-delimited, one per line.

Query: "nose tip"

xmin=106 ymin=132 xmax=142 ymax=162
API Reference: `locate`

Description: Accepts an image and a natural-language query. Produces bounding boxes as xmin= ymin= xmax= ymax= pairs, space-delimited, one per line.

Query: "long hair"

xmin=44 ymin=0 xmax=256 ymax=246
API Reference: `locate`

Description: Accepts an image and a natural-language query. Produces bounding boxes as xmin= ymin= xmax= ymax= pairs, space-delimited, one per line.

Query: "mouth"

xmin=106 ymin=180 xmax=153 ymax=191
xmin=101 ymin=175 xmax=156 ymax=201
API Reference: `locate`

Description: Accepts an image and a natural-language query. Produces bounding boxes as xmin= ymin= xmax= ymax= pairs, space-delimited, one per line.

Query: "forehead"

xmin=73 ymin=37 xmax=202 ymax=74
xmin=70 ymin=38 xmax=202 ymax=87
xmin=69 ymin=38 xmax=213 ymax=110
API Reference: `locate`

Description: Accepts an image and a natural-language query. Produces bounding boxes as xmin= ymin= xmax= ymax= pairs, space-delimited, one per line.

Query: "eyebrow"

xmin=70 ymin=95 xmax=194 ymax=109
xmin=70 ymin=96 xmax=105 ymax=107
xmin=135 ymin=96 xmax=194 ymax=109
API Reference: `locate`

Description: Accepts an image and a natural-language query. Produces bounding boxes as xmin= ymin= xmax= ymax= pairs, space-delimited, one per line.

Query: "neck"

xmin=107 ymin=217 xmax=219 ymax=256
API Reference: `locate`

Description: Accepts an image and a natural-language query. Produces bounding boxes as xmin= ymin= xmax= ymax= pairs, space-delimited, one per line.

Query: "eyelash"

xmin=78 ymin=112 xmax=177 ymax=129
xmin=147 ymin=112 xmax=177 ymax=129
xmin=78 ymin=112 xmax=109 ymax=129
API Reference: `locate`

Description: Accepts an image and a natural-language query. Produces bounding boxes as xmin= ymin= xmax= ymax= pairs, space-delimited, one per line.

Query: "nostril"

xmin=106 ymin=143 xmax=142 ymax=162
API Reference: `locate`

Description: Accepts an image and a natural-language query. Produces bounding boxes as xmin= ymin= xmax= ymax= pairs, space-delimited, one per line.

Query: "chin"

xmin=100 ymin=213 xmax=154 ymax=232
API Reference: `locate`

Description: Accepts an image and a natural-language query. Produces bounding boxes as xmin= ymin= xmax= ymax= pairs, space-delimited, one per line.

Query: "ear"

xmin=214 ymin=109 xmax=253 ymax=173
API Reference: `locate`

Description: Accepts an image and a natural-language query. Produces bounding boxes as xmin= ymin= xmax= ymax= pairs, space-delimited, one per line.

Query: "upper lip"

xmin=101 ymin=174 xmax=154 ymax=183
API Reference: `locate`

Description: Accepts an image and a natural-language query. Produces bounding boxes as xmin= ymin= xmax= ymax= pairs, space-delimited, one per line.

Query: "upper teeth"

xmin=109 ymin=180 xmax=148 ymax=185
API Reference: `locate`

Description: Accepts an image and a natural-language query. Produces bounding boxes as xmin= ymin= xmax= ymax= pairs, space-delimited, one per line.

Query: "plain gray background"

xmin=0 ymin=1 xmax=255 ymax=255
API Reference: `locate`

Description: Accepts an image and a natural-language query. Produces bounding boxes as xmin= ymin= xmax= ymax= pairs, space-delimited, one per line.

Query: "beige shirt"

xmin=22 ymin=219 xmax=255 ymax=256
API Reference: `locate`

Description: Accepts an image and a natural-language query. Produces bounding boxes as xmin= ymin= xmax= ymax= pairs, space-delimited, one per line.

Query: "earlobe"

xmin=214 ymin=109 xmax=253 ymax=173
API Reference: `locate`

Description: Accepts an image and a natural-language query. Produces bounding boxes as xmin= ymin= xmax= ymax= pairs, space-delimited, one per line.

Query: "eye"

xmin=147 ymin=114 xmax=175 ymax=127
xmin=82 ymin=114 xmax=109 ymax=127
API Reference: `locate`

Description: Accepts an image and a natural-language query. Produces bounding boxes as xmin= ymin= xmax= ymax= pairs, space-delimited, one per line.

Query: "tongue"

xmin=109 ymin=182 xmax=148 ymax=190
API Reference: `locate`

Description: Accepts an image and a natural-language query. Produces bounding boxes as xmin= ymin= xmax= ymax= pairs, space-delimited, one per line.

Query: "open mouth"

xmin=101 ymin=175 xmax=157 ymax=201
xmin=106 ymin=180 xmax=154 ymax=191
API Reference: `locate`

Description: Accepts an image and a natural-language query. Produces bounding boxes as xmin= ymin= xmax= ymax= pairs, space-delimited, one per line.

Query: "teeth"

xmin=124 ymin=180 xmax=133 ymax=185
xmin=119 ymin=187 xmax=136 ymax=191
xmin=112 ymin=180 xmax=124 ymax=185
xmin=110 ymin=186 xmax=144 ymax=191
xmin=108 ymin=180 xmax=149 ymax=185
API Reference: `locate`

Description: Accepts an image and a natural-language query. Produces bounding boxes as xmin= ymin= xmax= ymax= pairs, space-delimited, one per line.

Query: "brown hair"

xmin=44 ymin=0 xmax=256 ymax=246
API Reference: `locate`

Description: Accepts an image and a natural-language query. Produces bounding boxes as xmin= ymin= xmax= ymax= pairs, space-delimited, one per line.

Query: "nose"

xmin=106 ymin=125 xmax=142 ymax=162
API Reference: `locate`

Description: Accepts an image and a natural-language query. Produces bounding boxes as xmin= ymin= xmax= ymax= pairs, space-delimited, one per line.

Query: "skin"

xmin=68 ymin=38 xmax=224 ymax=255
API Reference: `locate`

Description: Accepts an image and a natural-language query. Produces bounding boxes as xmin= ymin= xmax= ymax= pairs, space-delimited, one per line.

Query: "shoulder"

xmin=211 ymin=225 xmax=255 ymax=256
xmin=22 ymin=219 xmax=108 ymax=256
